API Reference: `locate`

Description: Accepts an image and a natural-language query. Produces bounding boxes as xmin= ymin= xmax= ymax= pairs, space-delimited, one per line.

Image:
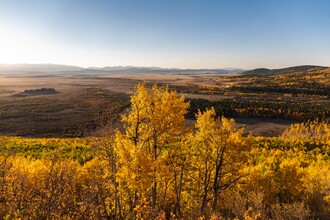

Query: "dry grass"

xmin=0 ymin=71 xmax=317 ymax=137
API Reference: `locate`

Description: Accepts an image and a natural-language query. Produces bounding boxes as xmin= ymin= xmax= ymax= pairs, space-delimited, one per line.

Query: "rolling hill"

xmin=242 ymin=65 xmax=328 ymax=76
xmin=227 ymin=65 xmax=330 ymax=97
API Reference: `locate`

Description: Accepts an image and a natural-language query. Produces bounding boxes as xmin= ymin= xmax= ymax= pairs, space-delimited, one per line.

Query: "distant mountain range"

xmin=0 ymin=64 xmax=244 ymax=74
xmin=0 ymin=64 xmax=328 ymax=76
xmin=86 ymin=66 xmax=246 ymax=74
xmin=0 ymin=64 xmax=83 ymax=72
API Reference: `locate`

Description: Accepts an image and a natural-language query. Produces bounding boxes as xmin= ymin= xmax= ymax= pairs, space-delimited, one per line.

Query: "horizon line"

xmin=0 ymin=62 xmax=328 ymax=71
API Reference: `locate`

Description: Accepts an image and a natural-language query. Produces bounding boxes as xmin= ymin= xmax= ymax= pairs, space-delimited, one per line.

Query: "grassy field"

xmin=0 ymin=87 xmax=130 ymax=137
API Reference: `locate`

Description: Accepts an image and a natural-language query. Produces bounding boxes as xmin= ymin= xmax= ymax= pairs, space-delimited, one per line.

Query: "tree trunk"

xmin=152 ymin=142 xmax=158 ymax=213
xmin=201 ymin=184 xmax=208 ymax=213
xmin=212 ymin=144 xmax=226 ymax=211
xmin=152 ymin=181 xmax=157 ymax=211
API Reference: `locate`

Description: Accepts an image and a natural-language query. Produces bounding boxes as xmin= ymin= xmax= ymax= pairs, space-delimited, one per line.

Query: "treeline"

xmin=187 ymin=98 xmax=330 ymax=121
xmin=231 ymin=84 xmax=330 ymax=97
xmin=0 ymin=84 xmax=329 ymax=219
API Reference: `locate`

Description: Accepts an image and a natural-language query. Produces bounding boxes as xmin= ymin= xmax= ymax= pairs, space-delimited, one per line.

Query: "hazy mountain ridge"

xmin=1 ymin=64 xmax=329 ymax=76
xmin=0 ymin=64 xmax=244 ymax=74
xmin=0 ymin=64 xmax=83 ymax=72
xmin=86 ymin=66 xmax=245 ymax=74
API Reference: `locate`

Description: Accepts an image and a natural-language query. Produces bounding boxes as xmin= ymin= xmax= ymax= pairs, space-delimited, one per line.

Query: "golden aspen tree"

xmin=94 ymin=135 xmax=123 ymax=219
xmin=115 ymin=83 xmax=189 ymax=216
xmin=166 ymin=136 xmax=193 ymax=216
xmin=191 ymin=107 xmax=248 ymax=214
xmin=303 ymin=156 xmax=330 ymax=215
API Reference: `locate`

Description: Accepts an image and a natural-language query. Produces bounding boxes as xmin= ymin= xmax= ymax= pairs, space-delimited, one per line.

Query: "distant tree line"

xmin=187 ymin=98 xmax=330 ymax=121
xmin=231 ymin=84 xmax=330 ymax=97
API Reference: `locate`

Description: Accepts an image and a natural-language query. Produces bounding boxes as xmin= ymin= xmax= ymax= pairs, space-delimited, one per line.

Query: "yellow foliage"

xmin=0 ymin=85 xmax=329 ymax=219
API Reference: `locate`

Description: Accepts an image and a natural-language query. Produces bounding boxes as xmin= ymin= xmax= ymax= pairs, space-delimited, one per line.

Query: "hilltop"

xmin=242 ymin=65 xmax=328 ymax=76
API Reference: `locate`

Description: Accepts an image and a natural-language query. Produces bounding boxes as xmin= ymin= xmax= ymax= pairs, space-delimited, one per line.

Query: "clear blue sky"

xmin=0 ymin=0 xmax=329 ymax=69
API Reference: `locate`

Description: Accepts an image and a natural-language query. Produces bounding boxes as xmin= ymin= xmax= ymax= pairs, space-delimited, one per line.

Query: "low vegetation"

xmin=12 ymin=88 xmax=59 ymax=97
xmin=0 ymin=88 xmax=130 ymax=137
xmin=0 ymin=84 xmax=329 ymax=219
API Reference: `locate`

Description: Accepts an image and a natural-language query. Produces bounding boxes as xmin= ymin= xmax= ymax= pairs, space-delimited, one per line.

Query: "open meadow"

xmin=3 ymin=65 xmax=328 ymax=137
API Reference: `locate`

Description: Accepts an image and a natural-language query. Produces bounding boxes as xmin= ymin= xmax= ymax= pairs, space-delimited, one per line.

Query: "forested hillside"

xmin=210 ymin=66 xmax=330 ymax=121
xmin=232 ymin=66 xmax=330 ymax=97
xmin=0 ymin=84 xmax=329 ymax=219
